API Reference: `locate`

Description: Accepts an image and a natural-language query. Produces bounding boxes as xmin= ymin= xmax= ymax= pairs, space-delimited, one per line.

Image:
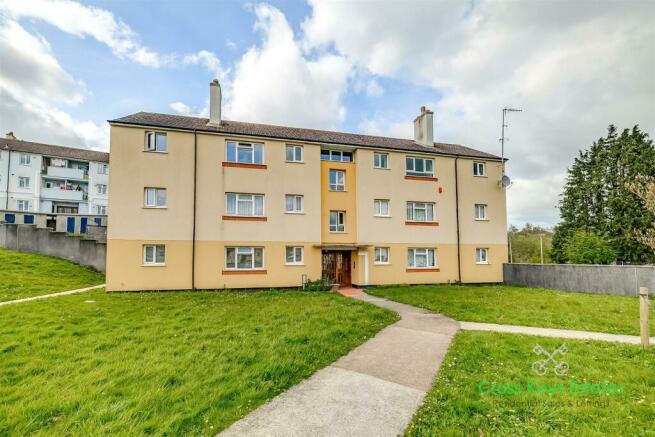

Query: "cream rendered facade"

xmin=107 ymin=119 xmax=508 ymax=291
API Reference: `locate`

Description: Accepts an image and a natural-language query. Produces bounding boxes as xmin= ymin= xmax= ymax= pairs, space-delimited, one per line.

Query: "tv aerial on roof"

xmin=499 ymin=106 xmax=522 ymax=189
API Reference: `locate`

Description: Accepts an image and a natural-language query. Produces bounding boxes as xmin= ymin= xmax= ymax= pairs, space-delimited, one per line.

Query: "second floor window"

xmin=474 ymin=204 xmax=488 ymax=220
xmin=329 ymin=169 xmax=345 ymax=191
xmin=226 ymin=193 xmax=264 ymax=217
xmin=144 ymin=187 xmax=166 ymax=208
xmin=374 ymin=152 xmax=389 ymax=169
xmin=145 ymin=132 xmax=167 ymax=152
xmin=285 ymin=194 xmax=303 ymax=213
xmin=407 ymin=201 xmax=434 ymax=222
xmin=226 ymin=141 xmax=263 ymax=165
xmin=374 ymin=199 xmax=390 ymax=217
xmin=17 ymin=200 xmax=29 ymax=211
xmin=18 ymin=177 xmax=30 ymax=188
xmin=406 ymin=156 xmax=434 ymax=178
xmin=96 ymin=184 xmax=107 ymax=195
xmin=473 ymin=162 xmax=486 ymax=176
xmin=19 ymin=154 xmax=31 ymax=165
xmin=286 ymin=145 xmax=303 ymax=162
xmin=329 ymin=210 xmax=345 ymax=232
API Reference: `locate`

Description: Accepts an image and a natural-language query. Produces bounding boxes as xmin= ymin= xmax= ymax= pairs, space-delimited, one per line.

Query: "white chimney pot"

xmin=208 ymin=79 xmax=221 ymax=126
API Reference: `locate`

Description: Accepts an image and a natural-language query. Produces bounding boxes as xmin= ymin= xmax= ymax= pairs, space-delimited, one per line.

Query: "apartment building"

xmin=0 ymin=135 xmax=110 ymax=215
xmin=106 ymin=80 xmax=507 ymax=291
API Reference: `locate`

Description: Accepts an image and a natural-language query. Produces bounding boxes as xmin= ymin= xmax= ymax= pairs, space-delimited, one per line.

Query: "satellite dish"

xmin=500 ymin=175 xmax=512 ymax=188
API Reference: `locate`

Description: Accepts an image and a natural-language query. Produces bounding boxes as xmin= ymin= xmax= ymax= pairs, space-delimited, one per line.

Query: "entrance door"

xmin=322 ymin=251 xmax=351 ymax=286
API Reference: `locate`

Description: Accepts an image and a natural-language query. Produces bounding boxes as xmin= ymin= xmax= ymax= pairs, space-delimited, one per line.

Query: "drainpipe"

xmin=191 ymin=130 xmax=197 ymax=290
xmin=454 ymin=158 xmax=462 ymax=283
xmin=5 ymin=149 xmax=10 ymax=210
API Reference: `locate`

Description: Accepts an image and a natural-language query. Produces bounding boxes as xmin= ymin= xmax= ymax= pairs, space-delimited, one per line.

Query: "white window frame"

xmin=17 ymin=200 xmax=30 ymax=211
xmin=329 ymin=210 xmax=346 ymax=232
xmin=19 ymin=153 xmax=31 ymax=166
xmin=144 ymin=187 xmax=167 ymax=208
xmin=473 ymin=162 xmax=486 ymax=177
xmin=143 ymin=244 xmax=166 ymax=266
xmin=408 ymin=248 xmax=437 ymax=269
xmin=225 ymin=193 xmax=265 ymax=217
xmin=98 ymin=164 xmax=109 ymax=174
xmin=476 ymin=248 xmax=489 ymax=264
xmin=285 ymin=246 xmax=304 ymax=265
xmin=374 ymin=199 xmax=390 ymax=217
xmin=374 ymin=152 xmax=389 ymax=169
xmin=96 ymin=205 xmax=107 ymax=215
xmin=145 ymin=131 xmax=167 ymax=152
xmin=96 ymin=184 xmax=108 ymax=195
xmin=374 ymin=247 xmax=390 ymax=265
xmin=321 ymin=149 xmax=353 ymax=162
xmin=406 ymin=201 xmax=435 ymax=222
xmin=18 ymin=177 xmax=30 ymax=188
xmin=285 ymin=194 xmax=304 ymax=214
xmin=285 ymin=144 xmax=304 ymax=163
xmin=226 ymin=141 xmax=264 ymax=165
xmin=474 ymin=204 xmax=488 ymax=220
xmin=329 ymin=169 xmax=346 ymax=191
xmin=224 ymin=246 xmax=265 ymax=270
xmin=406 ymin=156 xmax=434 ymax=177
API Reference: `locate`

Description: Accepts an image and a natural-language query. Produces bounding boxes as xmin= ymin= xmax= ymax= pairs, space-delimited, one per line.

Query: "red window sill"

xmin=222 ymin=270 xmax=268 ymax=275
xmin=405 ymin=175 xmax=438 ymax=182
xmin=222 ymin=162 xmax=267 ymax=170
xmin=406 ymin=268 xmax=441 ymax=272
xmin=222 ymin=216 xmax=267 ymax=222
xmin=405 ymin=221 xmax=439 ymax=226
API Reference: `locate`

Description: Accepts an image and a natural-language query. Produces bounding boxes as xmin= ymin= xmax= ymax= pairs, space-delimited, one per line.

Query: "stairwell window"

xmin=226 ymin=193 xmax=264 ymax=217
xmin=143 ymin=245 xmax=166 ymax=266
xmin=329 ymin=169 xmax=345 ymax=191
xmin=145 ymin=132 xmax=167 ymax=152
xmin=226 ymin=141 xmax=264 ymax=164
xmin=18 ymin=177 xmax=30 ymax=188
xmin=375 ymin=247 xmax=390 ymax=264
xmin=144 ymin=188 xmax=166 ymax=208
xmin=321 ymin=150 xmax=352 ymax=162
xmin=474 ymin=204 xmax=488 ymax=220
xmin=285 ymin=246 xmax=304 ymax=265
xmin=374 ymin=152 xmax=389 ymax=169
xmin=285 ymin=194 xmax=303 ymax=213
xmin=329 ymin=210 xmax=346 ymax=232
xmin=406 ymin=202 xmax=434 ymax=222
xmin=286 ymin=145 xmax=303 ymax=162
xmin=473 ymin=162 xmax=486 ymax=176
xmin=225 ymin=247 xmax=264 ymax=270
xmin=19 ymin=153 xmax=31 ymax=166
xmin=406 ymin=157 xmax=434 ymax=177
xmin=374 ymin=199 xmax=390 ymax=217
xmin=17 ymin=200 xmax=30 ymax=211
xmin=408 ymin=248 xmax=436 ymax=268
xmin=476 ymin=248 xmax=489 ymax=264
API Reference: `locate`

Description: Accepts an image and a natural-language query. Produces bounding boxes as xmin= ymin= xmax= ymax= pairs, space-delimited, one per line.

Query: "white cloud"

xmin=226 ymin=39 xmax=237 ymax=49
xmin=183 ymin=50 xmax=226 ymax=78
xmin=365 ymin=79 xmax=383 ymax=97
xmin=169 ymin=101 xmax=192 ymax=115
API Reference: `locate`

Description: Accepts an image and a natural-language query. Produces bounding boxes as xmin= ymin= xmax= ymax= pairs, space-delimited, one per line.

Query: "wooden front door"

xmin=322 ymin=251 xmax=351 ymax=286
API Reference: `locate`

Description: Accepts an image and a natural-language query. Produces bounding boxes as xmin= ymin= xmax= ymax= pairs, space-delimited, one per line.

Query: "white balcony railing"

xmin=40 ymin=187 xmax=86 ymax=201
xmin=45 ymin=166 xmax=86 ymax=180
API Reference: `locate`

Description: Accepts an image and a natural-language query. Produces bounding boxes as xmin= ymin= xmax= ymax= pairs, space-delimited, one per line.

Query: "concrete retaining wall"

xmin=504 ymin=263 xmax=655 ymax=296
xmin=0 ymin=223 xmax=106 ymax=273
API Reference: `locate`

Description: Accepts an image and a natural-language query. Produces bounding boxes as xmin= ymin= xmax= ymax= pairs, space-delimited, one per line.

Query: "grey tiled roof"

xmin=109 ymin=112 xmax=501 ymax=160
xmin=0 ymin=138 xmax=109 ymax=163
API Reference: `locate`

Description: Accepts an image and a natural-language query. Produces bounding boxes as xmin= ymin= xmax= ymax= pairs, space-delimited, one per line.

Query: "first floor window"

xmin=286 ymin=144 xmax=303 ymax=162
xmin=374 ymin=199 xmax=390 ymax=216
xmin=285 ymin=194 xmax=303 ymax=213
xmin=473 ymin=162 xmax=486 ymax=176
xmin=146 ymin=132 xmax=167 ymax=152
xmin=374 ymin=152 xmax=389 ymax=169
xmin=225 ymin=247 xmax=264 ymax=270
xmin=285 ymin=246 xmax=304 ymax=264
xmin=19 ymin=153 xmax=31 ymax=165
xmin=406 ymin=156 xmax=434 ymax=177
xmin=474 ymin=204 xmax=487 ymax=220
xmin=375 ymin=247 xmax=390 ymax=264
xmin=96 ymin=184 xmax=108 ymax=195
xmin=226 ymin=193 xmax=264 ymax=216
xmin=226 ymin=141 xmax=263 ymax=164
xmin=17 ymin=200 xmax=29 ymax=211
xmin=143 ymin=245 xmax=165 ymax=265
xmin=476 ymin=248 xmax=489 ymax=264
xmin=408 ymin=248 xmax=436 ymax=268
xmin=144 ymin=187 xmax=166 ymax=208
xmin=18 ymin=177 xmax=30 ymax=188
xmin=329 ymin=169 xmax=346 ymax=191
xmin=329 ymin=210 xmax=345 ymax=232
xmin=96 ymin=205 xmax=107 ymax=215
xmin=406 ymin=201 xmax=434 ymax=222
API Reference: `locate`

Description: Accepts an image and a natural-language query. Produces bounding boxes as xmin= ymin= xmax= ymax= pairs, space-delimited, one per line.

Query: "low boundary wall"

xmin=504 ymin=263 xmax=655 ymax=296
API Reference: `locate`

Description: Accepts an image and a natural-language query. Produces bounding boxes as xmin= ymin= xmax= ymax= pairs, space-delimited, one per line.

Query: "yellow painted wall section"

xmin=460 ymin=244 xmax=507 ymax=283
xmin=321 ymin=161 xmax=357 ymax=244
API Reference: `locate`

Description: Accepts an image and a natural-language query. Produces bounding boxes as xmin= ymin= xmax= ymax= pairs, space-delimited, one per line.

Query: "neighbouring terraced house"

xmin=106 ymin=79 xmax=507 ymax=291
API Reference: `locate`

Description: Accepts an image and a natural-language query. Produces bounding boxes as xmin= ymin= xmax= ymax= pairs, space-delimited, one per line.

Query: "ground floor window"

xmin=407 ymin=248 xmax=436 ymax=268
xmin=225 ymin=247 xmax=264 ymax=270
xmin=96 ymin=205 xmax=107 ymax=215
xmin=143 ymin=245 xmax=165 ymax=265
xmin=285 ymin=246 xmax=304 ymax=265
xmin=374 ymin=247 xmax=390 ymax=264
xmin=476 ymin=248 xmax=489 ymax=264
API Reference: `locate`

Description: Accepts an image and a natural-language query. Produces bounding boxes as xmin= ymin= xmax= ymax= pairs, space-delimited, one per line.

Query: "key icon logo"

xmin=532 ymin=344 xmax=569 ymax=376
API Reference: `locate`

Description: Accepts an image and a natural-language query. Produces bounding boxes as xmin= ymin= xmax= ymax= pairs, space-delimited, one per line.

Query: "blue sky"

xmin=1 ymin=0 xmax=653 ymax=226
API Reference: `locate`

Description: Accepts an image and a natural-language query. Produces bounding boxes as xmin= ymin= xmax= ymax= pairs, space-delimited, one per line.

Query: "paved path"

xmin=0 ymin=284 xmax=105 ymax=307
xmin=219 ymin=293 xmax=459 ymax=437
xmin=460 ymin=321 xmax=655 ymax=345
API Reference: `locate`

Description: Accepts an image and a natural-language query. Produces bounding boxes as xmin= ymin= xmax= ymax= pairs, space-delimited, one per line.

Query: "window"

xmin=143 ymin=245 xmax=166 ymax=265
xmin=374 ymin=199 xmax=390 ymax=217
xmin=408 ymin=248 xmax=437 ymax=268
xmin=473 ymin=162 xmax=486 ymax=176
xmin=474 ymin=204 xmax=488 ymax=220
xmin=285 ymin=145 xmax=303 ymax=162
xmin=225 ymin=247 xmax=264 ymax=270
xmin=321 ymin=150 xmax=352 ymax=162
xmin=145 ymin=132 xmax=167 ymax=152
xmin=285 ymin=246 xmax=304 ymax=265
xmin=225 ymin=193 xmax=264 ymax=217
xmin=476 ymin=248 xmax=489 ymax=264
xmin=406 ymin=202 xmax=435 ymax=222
xmin=19 ymin=154 xmax=31 ymax=165
xmin=374 ymin=152 xmax=389 ymax=169
xmin=98 ymin=164 xmax=109 ymax=175
xmin=96 ymin=184 xmax=108 ymax=195
xmin=96 ymin=205 xmax=107 ymax=215
xmin=329 ymin=210 xmax=345 ymax=232
xmin=406 ymin=156 xmax=434 ymax=177
xmin=18 ymin=177 xmax=30 ymax=188
xmin=144 ymin=188 xmax=166 ymax=208
xmin=329 ymin=169 xmax=345 ymax=191
xmin=226 ymin=141 xmax=264 ymax=164
xmin=375 ymin=247 xmax=390 ymax=264
xmin=17 ymin=200 xmax=29 ymax=211
xmin=285 ymin=194 xmax=303 ymax=213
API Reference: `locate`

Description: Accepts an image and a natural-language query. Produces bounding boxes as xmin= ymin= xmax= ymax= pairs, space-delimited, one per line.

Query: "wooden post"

xmin=640 ymin=287 xmax=649 ymax=349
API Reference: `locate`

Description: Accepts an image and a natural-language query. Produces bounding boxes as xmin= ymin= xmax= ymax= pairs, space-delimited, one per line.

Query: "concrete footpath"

xmin=219 ymin=294 xmax=459 ymax=437
xmin=0 ymin=284 xmax=105 ymax=307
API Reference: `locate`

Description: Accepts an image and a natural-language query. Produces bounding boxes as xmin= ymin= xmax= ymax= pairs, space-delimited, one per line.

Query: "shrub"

xmin=302 ymin=278 xmax=332 ymax=292
xmin=564 ymin=231 xmax=617 ymax=264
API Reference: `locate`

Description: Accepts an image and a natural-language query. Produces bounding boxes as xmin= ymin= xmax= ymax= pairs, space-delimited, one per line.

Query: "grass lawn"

xmin=369 ymin=284 xmax=655 ymax=336
xmin=0 ymin=289 xmax=397 ymax=436
xmin=0 ymin=247 xmax=105 ymax=302
xmin=406 ymin=332 xmax=655 ymax=436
